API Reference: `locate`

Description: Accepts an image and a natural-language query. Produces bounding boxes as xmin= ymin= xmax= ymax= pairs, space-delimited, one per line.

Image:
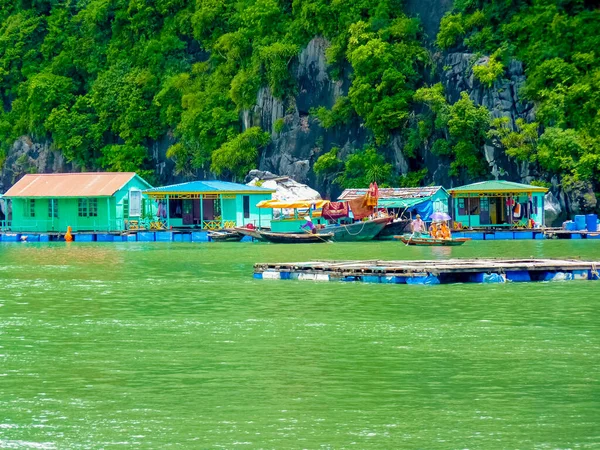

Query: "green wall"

xmin=8 ymin=175 xmax=152 ymax=233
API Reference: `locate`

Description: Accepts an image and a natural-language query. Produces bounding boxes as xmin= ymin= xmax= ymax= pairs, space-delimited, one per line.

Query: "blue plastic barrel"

xmin=585 ymin=214 xmax=598 ymax=232
xmin=574 ymin=215 xmax=586 ymax=230
xmin=565 ymin=221 xmax=577 ymax=231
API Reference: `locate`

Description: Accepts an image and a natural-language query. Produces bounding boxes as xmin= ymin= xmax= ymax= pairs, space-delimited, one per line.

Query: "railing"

xmin=0 ymin=220 xmax=11 ymax=231
xmin=202 ymin=220 xmax=236 ymax=230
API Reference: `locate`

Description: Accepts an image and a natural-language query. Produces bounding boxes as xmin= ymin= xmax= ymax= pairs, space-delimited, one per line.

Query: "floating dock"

xmin=254 ymin=258 xmax=600 ymax=285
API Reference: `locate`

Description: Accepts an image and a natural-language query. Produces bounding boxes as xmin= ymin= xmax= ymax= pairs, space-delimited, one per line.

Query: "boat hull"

xmin=208 ymin=230 xmax=244 ymax=242
xmin=376 ymin=219 xmax=411 ymax=240
xmin=395 ymin=236 xmax=471 ymax=246
xmin=258 ymin=231 xmax=333 ymax=244
xmin=234 ymin=227 xmax=266 ymax=241
xmin=318 ymin=217 xmax=390 ymax=242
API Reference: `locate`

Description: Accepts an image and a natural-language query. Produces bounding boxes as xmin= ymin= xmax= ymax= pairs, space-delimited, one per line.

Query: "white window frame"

xmin=129 ymin=189 xmax=142 ymax=217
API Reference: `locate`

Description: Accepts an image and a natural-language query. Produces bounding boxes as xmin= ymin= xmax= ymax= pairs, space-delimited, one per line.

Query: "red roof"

xmin=3 ymin=172 xmax=146 ymax=198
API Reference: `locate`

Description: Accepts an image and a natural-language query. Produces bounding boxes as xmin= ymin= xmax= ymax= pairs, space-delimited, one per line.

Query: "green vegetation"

xmin=0 ymin=0 xmax=428 ymax=182
xmin=414 ymin=84 xmax=490 ymax=177
xmin=314 ymin=146 xmax=395 ymax=188
xmin=438 ymin=0 xmax=600 ymax=188
xmin=472 ymin=55 xmax=504 ymax=87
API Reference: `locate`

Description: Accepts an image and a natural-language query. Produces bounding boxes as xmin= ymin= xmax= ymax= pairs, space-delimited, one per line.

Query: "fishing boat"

xmin=208 ymin=230 xmax=244 ymax=242
xmin=376 ymin=218 xmax=411 ymax=240
xmin=234 ymin=226 xmax=267 ymax=241
xmin=257 ymin=230 xmax=334 ymax=244
xmin=395 ymin=235 xmax=471 ymax=246
xmin=317 ymin=216 xmax=391 ymax=242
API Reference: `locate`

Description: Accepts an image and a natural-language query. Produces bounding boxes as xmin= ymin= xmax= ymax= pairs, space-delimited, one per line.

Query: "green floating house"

xmin=143 ymin=181 xmax=275 ymax=229
xmin=3 ymin=172 xmax=153 ymax=232
xmin=449 ymin=180 xmax=549 ymax=228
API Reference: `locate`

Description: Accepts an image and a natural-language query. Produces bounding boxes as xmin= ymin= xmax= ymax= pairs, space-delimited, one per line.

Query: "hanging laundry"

xmin=322 ymin=202 xmax=349 ymax=220
xmin=348 ymin=195 xmax=374 ymax=220
xmin=512 ymin=202 xmax=522 ymax=219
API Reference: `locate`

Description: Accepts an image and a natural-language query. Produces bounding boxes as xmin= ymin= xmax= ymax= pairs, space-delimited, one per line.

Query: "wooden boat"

xmin=208 ymin=230 xmax=244 ymax=242
xmin=395 ymin=235 xmax=471 ymax=246
xmin=317 ymin=216 xmax=390 ymax=242
xmin=258 ymin=230 xmax=334 ymax=244
xmin=234 ymin=226 xmax=266 ymax=241
xmin=376 ymin=219 xmax=411 ymax=240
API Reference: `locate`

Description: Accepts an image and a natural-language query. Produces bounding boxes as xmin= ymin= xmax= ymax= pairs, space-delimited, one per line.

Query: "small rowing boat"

xmin=208 ymin=230 xmax=244 ymax=242
xmin=395 ymin=235 xmax=471 ymax=246
xmin=257 ymin=231 xmax=334 ymax=244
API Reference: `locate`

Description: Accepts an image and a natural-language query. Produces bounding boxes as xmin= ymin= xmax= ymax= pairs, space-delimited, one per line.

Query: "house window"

xmin=48 ymin=199 xmax=58 ymax=218
xmin=89 ymin=199 xmax=98 ymax=217
xmin=129 ymin=189 xmax=142 ymax=217
xmin=78 ymin=198 xmax=98 ymax=217
xmin=457 ymin=198 xmax=466 ymax=215
xmin=25 ymin=199 xmax=35 ymax=217
xmin=469 ymin=197 xmax=480 ymax=215
xmin=78 ymin=198 xmax=88 ymax=217
xmin=243 ymin=196 xmax=250 ymax=219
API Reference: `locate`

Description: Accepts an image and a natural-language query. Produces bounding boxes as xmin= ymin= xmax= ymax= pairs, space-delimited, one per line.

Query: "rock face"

xmin=247 ymin=171 xmax=322 ymax=202
xmin=0 ymin=137 xmax=71 ymax=193
xmin=243 ymin=37 xmax=368 ymax=195
xmin=442 ymin=53 xmax=537 ymax=184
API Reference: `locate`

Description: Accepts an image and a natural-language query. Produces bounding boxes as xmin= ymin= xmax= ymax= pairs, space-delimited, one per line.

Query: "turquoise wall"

xmin=235 ymin=193 xmax=272 ymax=228
xmin=452 ymin=193 xmax=545 ymax=227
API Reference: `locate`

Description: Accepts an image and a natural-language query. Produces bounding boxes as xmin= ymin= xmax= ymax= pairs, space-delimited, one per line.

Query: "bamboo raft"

xmin=254 ymin=258 xmax=600 ymax=284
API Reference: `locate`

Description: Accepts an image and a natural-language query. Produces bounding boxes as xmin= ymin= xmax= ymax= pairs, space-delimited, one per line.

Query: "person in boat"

xmin=301 ymin=216 xmax=317 ymax=234
xmin=429 ymin=222 xmax=439 ymax=238
xmin=411 ymin=214 xmax=426 ymax=237
xmin=440 ymin=221 xmax=451 ymax=239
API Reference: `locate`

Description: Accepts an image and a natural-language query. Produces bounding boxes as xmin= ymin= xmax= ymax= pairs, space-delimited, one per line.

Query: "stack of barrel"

xmin=573 ymin=214 xmax=598 ymax=232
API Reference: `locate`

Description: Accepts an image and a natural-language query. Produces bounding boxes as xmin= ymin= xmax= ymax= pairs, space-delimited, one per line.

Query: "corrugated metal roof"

xmin=144 ymin=180 xmax=275 ymax=194
xmin=3 ymin=172 xmax=149 ymax=198
xmin=378 ymin=197 xmax=431 ymax=208
xmin=449 ymin=180 xmax=548 ymax=193
xmin=338 ymin=186 xmax=445 ymax=201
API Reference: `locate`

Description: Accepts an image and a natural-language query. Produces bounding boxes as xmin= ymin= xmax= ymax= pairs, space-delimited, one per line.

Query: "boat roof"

xmin=257 ymin=199 xmax=329 ymax=209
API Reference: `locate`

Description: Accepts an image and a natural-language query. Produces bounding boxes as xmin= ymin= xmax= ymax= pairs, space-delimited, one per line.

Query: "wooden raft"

xmin=253 ymin=258 xmax=600 ymax=284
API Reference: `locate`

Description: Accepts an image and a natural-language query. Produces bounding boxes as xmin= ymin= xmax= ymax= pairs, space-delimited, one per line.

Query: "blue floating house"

xmin=449 ymin=180 xmax=548 ymax=228
xmin=338 ymin=186 xmax=449 ymax=220
xmin=144 ymin=181 xmax=275 ymax=229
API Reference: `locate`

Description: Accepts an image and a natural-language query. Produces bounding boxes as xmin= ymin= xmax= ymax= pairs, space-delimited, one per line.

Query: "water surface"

xmin=0 ymin=241 xmax=599 ymax=448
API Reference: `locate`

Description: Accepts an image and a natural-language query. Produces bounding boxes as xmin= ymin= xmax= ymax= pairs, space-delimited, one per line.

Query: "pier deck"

xmin=254 ymin=258 xmax=600 ymax=284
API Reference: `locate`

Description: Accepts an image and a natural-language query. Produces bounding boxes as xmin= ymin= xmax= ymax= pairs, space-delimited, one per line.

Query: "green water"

xmin=0 ymin=240 xmax=599 ymax=449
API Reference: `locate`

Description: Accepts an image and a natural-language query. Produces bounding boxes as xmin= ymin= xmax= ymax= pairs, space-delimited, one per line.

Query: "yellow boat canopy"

xmin=257 ymin=199 xmax=330 ymax=209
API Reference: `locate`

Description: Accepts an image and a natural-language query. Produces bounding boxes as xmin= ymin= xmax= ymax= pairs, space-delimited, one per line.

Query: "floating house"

xmin=3 ymin=172 xmax=153 ymax=232
xmin=338 ymin=186 xmax=449 ymax=220
xmin=448 ymin=180 xmax=548 ymax=228
xmin=143 ymin=181 xmax=275 ymax=229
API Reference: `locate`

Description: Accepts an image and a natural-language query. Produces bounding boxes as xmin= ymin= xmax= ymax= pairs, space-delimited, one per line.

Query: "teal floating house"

xmin=449 ymin=180 xmax=548 ymax=228
xmin=3 ymin=172 xmax=153 ymax=232
xmin=144 ymin=181 xmax=275 ymax=229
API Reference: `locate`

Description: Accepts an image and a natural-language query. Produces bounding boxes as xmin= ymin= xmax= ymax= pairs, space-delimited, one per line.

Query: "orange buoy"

xmin=65 ymin=226 xmax=73 ymax=242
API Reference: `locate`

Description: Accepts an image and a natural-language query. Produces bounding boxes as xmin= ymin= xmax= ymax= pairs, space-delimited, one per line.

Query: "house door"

xmin=182 ymin=200 xmax=194 ymax=225
xmin=479 ymin=197 xmax=490 ymax=225
xmin=193 ymin=200 xmax=201 ymax=225
xmin=489 ymin=198 xmax=497 ymax=224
